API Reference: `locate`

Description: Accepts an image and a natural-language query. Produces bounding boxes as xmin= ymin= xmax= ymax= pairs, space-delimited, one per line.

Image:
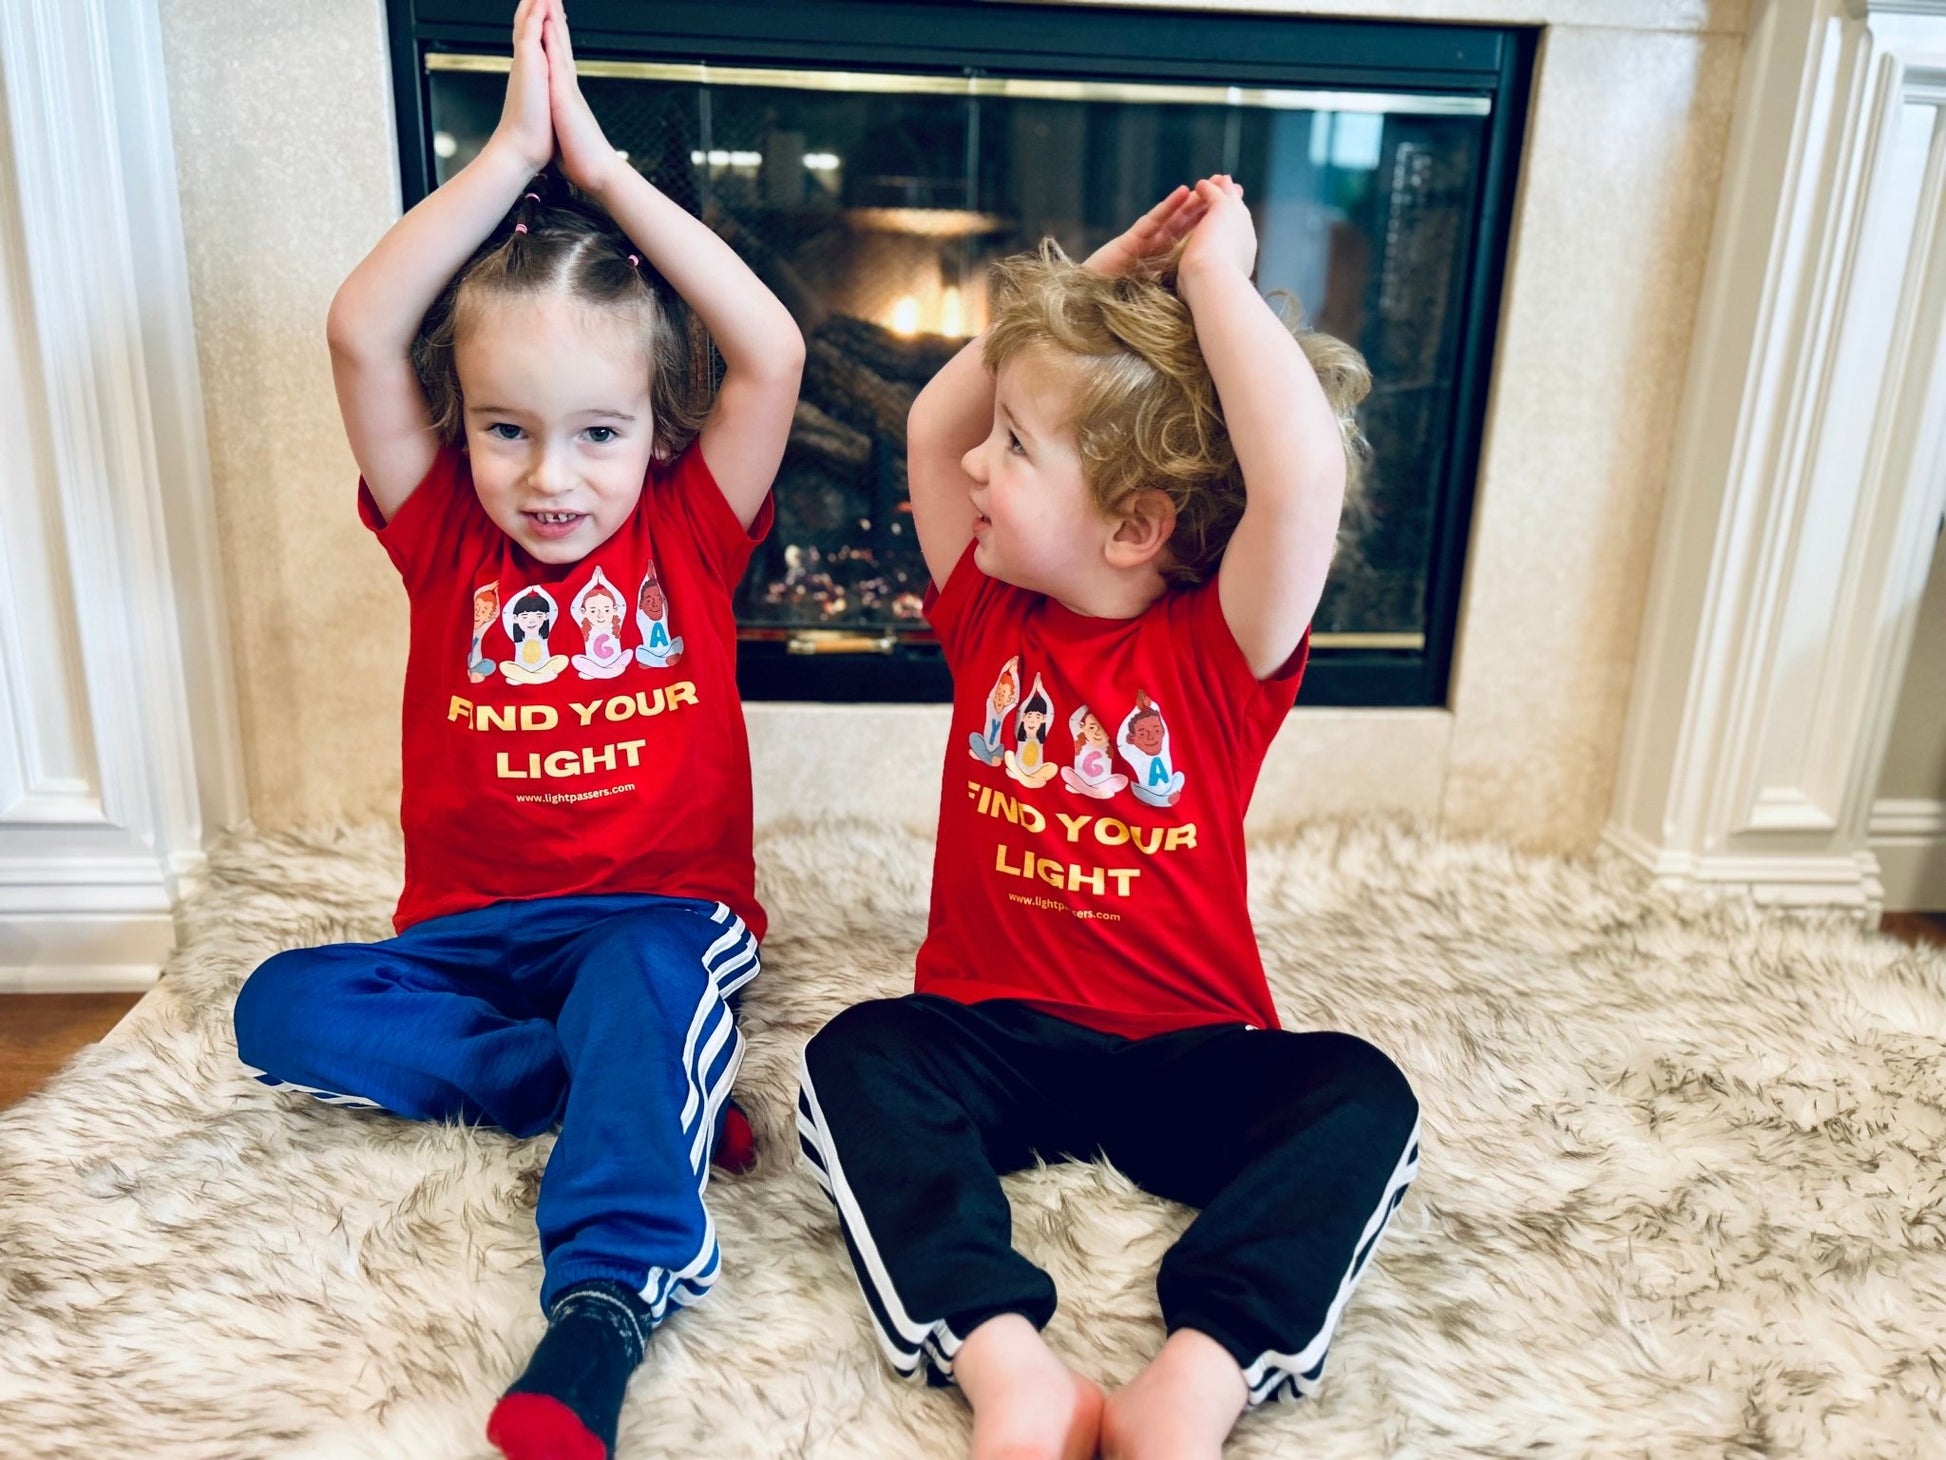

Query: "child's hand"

xmin=1083 ymin=184 xmax=1207 ymax=278
xmin=488 ymin=0 xmax=553 ymax=174
xmin=1180 ymin=175 xmax=1256 ymax=282
xmin=544 ymin=1 xmax=626 ymax=196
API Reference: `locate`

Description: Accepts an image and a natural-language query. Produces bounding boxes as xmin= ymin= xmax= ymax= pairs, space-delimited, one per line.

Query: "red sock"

xmin=712 ymin=1102 xmax=757 ymax=1174
xmin=486 ymin=1392 xmax=607 ymax=1460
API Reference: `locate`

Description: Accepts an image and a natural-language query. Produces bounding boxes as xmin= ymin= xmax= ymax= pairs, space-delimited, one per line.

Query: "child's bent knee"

xmin=1327 ymin=1033 xmax=1419 ymax=1136
xmin=231 ymin=947 xmax=328 ymax=1067
xmin=805 ymin=997 xmax=922 ymax=1075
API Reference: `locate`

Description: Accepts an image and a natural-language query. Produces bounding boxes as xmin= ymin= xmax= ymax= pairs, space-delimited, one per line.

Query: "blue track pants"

xmin=232 ymin=893 xmax=759 ymax=1318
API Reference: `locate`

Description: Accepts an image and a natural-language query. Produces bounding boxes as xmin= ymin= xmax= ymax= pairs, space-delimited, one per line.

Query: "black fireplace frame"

xmin=386 ymin=0 xmax=1534 ymax=708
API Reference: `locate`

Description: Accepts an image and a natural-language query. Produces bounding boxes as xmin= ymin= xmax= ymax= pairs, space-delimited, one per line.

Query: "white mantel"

xmin=1607 ymin=0 xmax=1946 ymax=912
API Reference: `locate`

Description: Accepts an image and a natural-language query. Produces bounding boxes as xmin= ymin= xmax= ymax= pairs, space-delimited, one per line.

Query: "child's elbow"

xmin=740 ymin=315 xmax=804 ymax=389
xmin=774 ymin=318 xmax=807 ymax=379
xmin=324 ymin=290 xmax=366 ymax=363
xmin=324 ymin=287 xmax=394 ymax=368
xmin=907 ymin=389 xmax=940 ymax=447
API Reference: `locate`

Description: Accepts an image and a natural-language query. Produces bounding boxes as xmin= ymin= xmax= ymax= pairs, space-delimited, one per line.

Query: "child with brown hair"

xmin=229 ymin=2 xmax=801 ymax=1456
xmin=797 ymin=178 xmax=1419 ymax=1459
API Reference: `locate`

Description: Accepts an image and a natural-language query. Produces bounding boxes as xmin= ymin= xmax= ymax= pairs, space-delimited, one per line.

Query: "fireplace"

xmin=390 ymin=0 xmax=1531 ymax=706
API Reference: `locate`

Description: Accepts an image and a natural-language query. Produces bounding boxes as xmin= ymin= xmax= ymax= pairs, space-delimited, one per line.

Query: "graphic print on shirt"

xmin=969 ymin=655 xmax=1021 ymax=766
xmin=570 ymin=567 xmax=630 ymax=680
xmin=1004 ymin=672 xmax=1059 ymax=789
xmin=1060 ymin=703 xmax=1129 ymax=800
xmin=467 ymin=582 xmax=499 ymax=683
xmin=969 ymin=678 xmax=1202 ymax=913
xmin=634 ymin=559 xmax=685 ymax=668
xmin=1118 ymin=690 xmax=1186 ymax=808
xmin=499 ymin=585 xmax=570 ymax=686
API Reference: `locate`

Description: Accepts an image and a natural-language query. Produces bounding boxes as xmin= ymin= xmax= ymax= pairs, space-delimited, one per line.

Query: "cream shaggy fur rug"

xmin=2 ymin=820 xmax=1943 ymax=1458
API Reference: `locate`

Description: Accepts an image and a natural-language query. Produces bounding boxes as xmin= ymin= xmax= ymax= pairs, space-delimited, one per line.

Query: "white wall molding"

xmin=1607 ymin=0 xmax=1946 ymax=915
xmin=1870 ymin=795 xmax=1946 ymax=907
xmin=0 ymin=0 xmax=244 ymax=989
xmin=1870 ymin=796 xmax=1946 ymax=837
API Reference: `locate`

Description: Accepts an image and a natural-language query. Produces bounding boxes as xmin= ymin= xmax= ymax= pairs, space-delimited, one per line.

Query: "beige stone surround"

xmin=156 ymin=0 xmax=1748 ymax=850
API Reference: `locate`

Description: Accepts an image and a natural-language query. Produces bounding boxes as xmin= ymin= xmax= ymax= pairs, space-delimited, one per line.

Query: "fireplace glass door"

xmin=397 ymin=2 xmax=1531 ymax=705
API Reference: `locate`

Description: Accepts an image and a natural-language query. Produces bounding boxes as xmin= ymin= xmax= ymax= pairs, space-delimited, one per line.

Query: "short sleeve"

xmin=651 ymin=440 xmax=774 ymax=588
xmin=914 ymin=541 xmax=1027 ymax=673
xmin=357 ymin=446 xmax=478 ymax=598
xmin=1166 ymin=577 xmax=1308 ymax=727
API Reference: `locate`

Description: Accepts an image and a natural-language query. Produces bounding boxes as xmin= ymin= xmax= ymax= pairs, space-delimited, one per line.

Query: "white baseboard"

xmin=0 ymin=911 xmax=171 ymax=992
xmin=0 ymin=963 xmax=165 ymax=994
xmin=1601 ymin=823 xmax=1885 ymax=917
xmin=1870 ymin=797 xmax=1946 ymax=911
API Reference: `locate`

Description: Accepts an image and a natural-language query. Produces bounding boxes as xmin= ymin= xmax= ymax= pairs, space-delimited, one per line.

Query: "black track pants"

xmin=796 ymin=995 xmax=1420 ymax=1405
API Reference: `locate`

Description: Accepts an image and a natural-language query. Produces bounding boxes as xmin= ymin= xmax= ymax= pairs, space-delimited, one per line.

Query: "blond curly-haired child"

xmin=797 ymin=178 xmax=1419 ymax=1460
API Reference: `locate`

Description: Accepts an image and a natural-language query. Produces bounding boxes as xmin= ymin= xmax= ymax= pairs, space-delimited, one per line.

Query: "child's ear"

xmin=1104 ymin=489 xmax=1176 ymax=569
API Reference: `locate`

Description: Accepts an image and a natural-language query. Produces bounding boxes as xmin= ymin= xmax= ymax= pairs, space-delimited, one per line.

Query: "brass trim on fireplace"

xmin=758 ymin=628 xmax=1424 ymax=654
xmin=785 ymin=631 xmax=900 ymax=655
xmin=1309 ymin=632 xmax=1426 ymax=651
xmin=426 ymin=53 xmax=1492 ymax=118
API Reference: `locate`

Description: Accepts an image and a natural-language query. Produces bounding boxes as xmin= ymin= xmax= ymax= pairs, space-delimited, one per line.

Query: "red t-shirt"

xmin=917 ymin=544 xmax=1307 ymax=1040
xmin=359 ymin=442 xmax=771 ymax=938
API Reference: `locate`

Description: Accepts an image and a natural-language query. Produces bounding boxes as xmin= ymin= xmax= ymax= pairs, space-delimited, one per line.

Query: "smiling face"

xmin=1128 ymin=709 xmax=1165 ymax=756
xmin=514 ymin=607 xmax=549 ymax=636
xmin=1079 ymin=712 xmax=1108 ymax=749
xmin=960 ymin=348 xmax=1108 ymax=597
xmin=993 ymin=671 xmax=1018 ymax=711
xmin=456 ymin=292 xmax=656 ymax=564
xmin=582 ymin=589 xmax=618 ymax=632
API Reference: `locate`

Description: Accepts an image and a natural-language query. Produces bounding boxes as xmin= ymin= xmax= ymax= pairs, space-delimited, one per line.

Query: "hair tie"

xmin=524 ymin=192 xmax=541 ymax=203
xmin=628 ymin=253 xmax=640 ymax=267
xmin=513 ymin=223 xmax=528 ymax=234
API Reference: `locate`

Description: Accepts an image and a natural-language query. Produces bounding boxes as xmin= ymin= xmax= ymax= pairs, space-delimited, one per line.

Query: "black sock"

xmin=489 ymin=1280 xmax=650 ymax=1459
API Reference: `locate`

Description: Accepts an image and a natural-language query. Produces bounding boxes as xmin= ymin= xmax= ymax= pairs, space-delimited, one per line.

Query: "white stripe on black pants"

xmin=796 ymin=994 xmax=1419 ymax=1401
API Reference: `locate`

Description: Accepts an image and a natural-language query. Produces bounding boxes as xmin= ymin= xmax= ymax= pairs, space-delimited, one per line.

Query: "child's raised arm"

xmin=905 ymin=337 xmax=993 ymax=590
xmin=1181 ymin=176 xmax=1349 ymax=678
xmin=545 ymin=7 xmax=803 ymax=530
xmin=327 ymin=0 xmax=554 ymax=519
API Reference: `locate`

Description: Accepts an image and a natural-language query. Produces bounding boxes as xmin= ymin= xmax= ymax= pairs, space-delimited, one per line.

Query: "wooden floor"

xmin=1880 ymin=911 xmax=1946 ymax=951
xmin=0 ymin=992 xmax=145 ymax=1110
xmin=2 ymin=909 xmax=1943 ymax=1112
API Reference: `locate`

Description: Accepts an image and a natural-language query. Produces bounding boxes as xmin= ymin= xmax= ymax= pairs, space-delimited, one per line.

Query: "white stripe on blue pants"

xmin=232 ymin=892 xmax=758 ymax=1316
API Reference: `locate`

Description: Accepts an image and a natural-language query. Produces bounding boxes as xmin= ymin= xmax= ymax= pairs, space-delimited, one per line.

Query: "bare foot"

xmin=1100 ymin=1329 xmax=1249 ymax=1460
xmin=955 ymin=1313 xmax=1105 ymax=1460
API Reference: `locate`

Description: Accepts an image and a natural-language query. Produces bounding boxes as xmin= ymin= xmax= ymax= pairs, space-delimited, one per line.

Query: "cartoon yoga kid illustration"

xmin=633 ymin=560 xmax=684 ymax=668
xmin=1060 ymin=704 xmax=1130 ymax=799
xmin=1004 ymin=673 xmax=1059 ymax=789
xmin=467 ymin=582 xmax=499 ymax=683
xmin=969 ymin=655 xmax=1021 ymax=766
xmin=500 ymin=585 xmax=570 ymax=686
xmin=570 ymin=567 xmax=629 ymax=680
xmin=1118 ymin=689 xmax=1186 ymax=808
